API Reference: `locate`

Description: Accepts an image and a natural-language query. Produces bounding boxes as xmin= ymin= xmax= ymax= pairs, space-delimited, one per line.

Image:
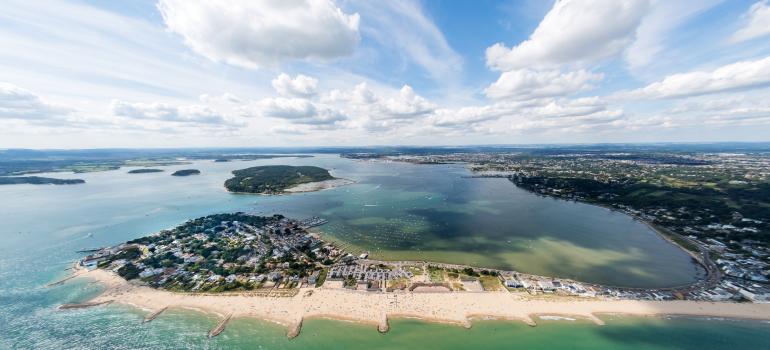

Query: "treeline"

xmin=224 ymin=165 xmax=334 ymax=193
xmin=512 ymin=176 xmax=769 ymax=244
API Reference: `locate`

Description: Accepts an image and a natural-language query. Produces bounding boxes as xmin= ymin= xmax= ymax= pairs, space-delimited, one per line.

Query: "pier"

xmin=208 ymin=313 xmax=232 ymax=338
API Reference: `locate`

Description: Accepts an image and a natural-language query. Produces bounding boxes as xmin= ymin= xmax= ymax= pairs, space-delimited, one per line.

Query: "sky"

xmin=1 ymin=0 xmax=770 ymax=148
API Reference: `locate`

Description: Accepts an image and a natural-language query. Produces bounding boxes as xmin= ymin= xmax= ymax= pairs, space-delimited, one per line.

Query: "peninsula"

xmin=0 ymin=176 xmax=85 ymax=185
xmin=72 ymin=212 xmax=770 ymax=338
xmin=224 ymin=165 xmax=351 ymax=194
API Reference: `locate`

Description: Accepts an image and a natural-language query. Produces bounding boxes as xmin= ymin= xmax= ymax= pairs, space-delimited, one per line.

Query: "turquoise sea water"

xmin=3 ymin=154 xmax=763 ymax=349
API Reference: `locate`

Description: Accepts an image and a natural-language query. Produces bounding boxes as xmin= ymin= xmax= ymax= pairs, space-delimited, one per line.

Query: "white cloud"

xmin=666 ymin=94 xmax=770 ymax=127
xmin=620 ymin=56 xmax=770 ymax=99
xmin=110 ymin=100 xmax=233 ymax=125
xmin=157 ymin=0 xmax=360 ymax=69
xmin=380 ymin=85 xmax=435 ymax=118
xmin=0 ymin=82 xmax=71 ymax=120
xmin=484 ymin=69 xmax=603 ymax=100
xmin=322 ymin=83 xmax=376 ymax=104
xmin=271 ymin=73 xmax=319 ymax=98
xmin=486 ymin=0 xmax=650 ymax=71
xmin=248 ymin=97 xmax=347 ymax=126
xmin=321 ymin=83 xmax=434 ymax=120
xmin=731 ymin=0 xmax=770 ymax=43
xmin=428 ymin=96 xmax=621 ymax=133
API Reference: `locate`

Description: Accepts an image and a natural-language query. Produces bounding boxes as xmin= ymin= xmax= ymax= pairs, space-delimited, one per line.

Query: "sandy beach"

xmin=75 ymin=267 xmax=770 ymax=338
xmin=284 ymin=178 xmax=355 ymax=193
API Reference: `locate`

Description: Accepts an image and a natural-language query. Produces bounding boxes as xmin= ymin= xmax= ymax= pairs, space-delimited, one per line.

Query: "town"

xmin=80 ymin=208 xmax=770 ymax=303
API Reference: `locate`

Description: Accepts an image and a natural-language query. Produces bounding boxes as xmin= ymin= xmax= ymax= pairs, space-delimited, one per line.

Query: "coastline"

xmin=73 ymin=266 xmax=770 ymax=338
xmin=284 ymin=178 xmax=355 ymax=193
xmin=225 ymin=178 xmax=354 ymax=195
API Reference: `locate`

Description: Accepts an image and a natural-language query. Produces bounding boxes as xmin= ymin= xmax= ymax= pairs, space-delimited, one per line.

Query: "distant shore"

xmin=74 ymin=266 xmax=770 ymax=338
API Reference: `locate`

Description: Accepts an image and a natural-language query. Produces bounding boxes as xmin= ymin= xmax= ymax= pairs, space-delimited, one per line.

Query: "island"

xmin=0 ymin=176 xmax=85 ymax=185
xmin=127 ymin=168 xmax=164 ymax=174
xmin=171 ymin=169 xmax=200 ymax=176
xmin=224 ymin=165 xmax=351 ymax=194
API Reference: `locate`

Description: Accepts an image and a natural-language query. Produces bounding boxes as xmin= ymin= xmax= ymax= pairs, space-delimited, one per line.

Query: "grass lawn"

xmin=479 ymin=276 xmax=502 ymax=291
xmin=428 ymin=267 xmax=444 ymax=282
xmin=315 ymin=268 xmax=328 ymax=287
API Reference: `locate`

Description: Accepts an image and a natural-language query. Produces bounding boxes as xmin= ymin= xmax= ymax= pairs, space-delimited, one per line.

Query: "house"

xmin=207 ymin=274 xmax=223 ymax=282
xmin=537 ymin=280 xmax=556 ymax=292
xmin=268 ymin=271 xmax=282 ymax=281
xmin=504 ymin=277 xmax=523 ymax=288
xmin=139 ymin=267 xmax=163 ymax=279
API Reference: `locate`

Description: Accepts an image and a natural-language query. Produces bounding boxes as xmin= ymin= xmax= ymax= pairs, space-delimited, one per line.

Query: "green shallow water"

xmin=219 ymin=316 xmax=770 ymax=350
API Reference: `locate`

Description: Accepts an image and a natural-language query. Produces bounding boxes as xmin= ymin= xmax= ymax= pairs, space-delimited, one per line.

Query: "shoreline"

xmin=472 ymin=172 xmax=717 ymax=291
xmin=224 ymin=178 xmax=355 ymax=196
xmin=284 ymin=178 xmax=355 ymax=193
xmin=72 ymin=266 xmax=770 ymax=338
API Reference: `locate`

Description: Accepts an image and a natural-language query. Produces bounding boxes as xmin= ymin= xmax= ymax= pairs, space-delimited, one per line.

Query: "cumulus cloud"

xmin=322 ymin=83 xmax=434 ymax=119
xmin=428 ymin=96 xmax=621 ymax=134
xmin=245 ymin=79 xmax=441 ymax=135
xmin=322 ymin=83 xmax=376 ymax=104
xmin=271 ymin=73 xmax=319 ymax=98
xmin=0 ymin=82 xmax=71 ymax=120
xmin=248 ymin=97 xmax=347 ymax=126
xmin=485 ymin=69 xmax=603 ymax=100
xmin=110 ymin=100 xmax=232 ymax=125
xmin=157 ymin=0 xmax=360 ymax=69
xmin=380 ymin=85 xmax=435 ymax=118
xmin=620 ymin=56 xmax=770 ymax=99
xmin=731 ymin=0 xmax=770 ymax=43
xmin=486 ymin=0 xmax=650 ymax=71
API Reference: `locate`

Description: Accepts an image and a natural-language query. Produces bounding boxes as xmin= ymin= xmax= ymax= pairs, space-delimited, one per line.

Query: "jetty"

xmin=143 ymin=307 xmax=168 ymax=323
xmin=76 ymin=248 xmax=102 ymax=253
xmin=47 ymin=274 xmax=79 ymax=287
xmin=208 ymin=313 xmax=232 ymax=338
xmin=287 ymin=319 xmax=303 ymax=339
xmin=58 ymin=300 xmax=113 ymax=310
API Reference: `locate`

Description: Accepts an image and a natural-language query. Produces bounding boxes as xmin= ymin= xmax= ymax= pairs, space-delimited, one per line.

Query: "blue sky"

xmin=1 ymin=0 xmax=770 ymax=148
